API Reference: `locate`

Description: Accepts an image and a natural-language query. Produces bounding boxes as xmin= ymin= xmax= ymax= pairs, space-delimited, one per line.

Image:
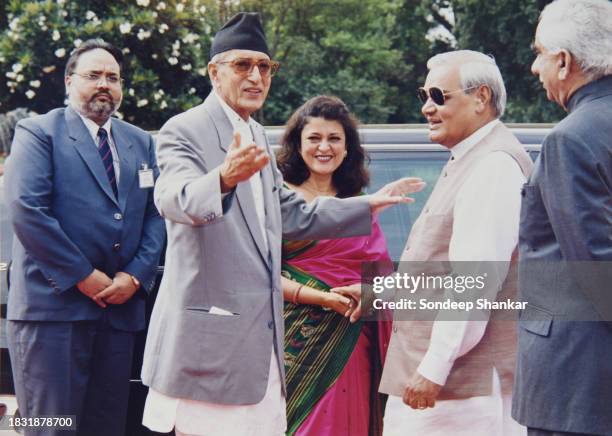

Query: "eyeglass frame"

xmin=417 ymin=85 xmax=481 ymax=105
xmin=215 ymin=58 xmax=281 ymax=77
xmin=71 ymin=72 xmax=124 ymax=86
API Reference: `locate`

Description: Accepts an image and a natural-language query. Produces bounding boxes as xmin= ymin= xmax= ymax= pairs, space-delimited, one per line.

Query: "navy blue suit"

xmin=512 ymin=76 xmax=612 ymax=435
xmin=4 ymin=106 xmax=165 ymax=436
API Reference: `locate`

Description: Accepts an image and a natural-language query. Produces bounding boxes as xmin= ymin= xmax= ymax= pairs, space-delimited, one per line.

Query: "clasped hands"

xmin=76 ymin=269 xmax=139 ymax=308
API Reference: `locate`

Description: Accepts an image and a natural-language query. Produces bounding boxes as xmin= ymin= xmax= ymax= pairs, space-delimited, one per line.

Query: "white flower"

xmin=199 ymin=5 xmax=206 ymax=14
xmin=128 ymin=88 xmax=135 ymax=96
xmin=188 ymin=87 xmax=196 ymax=94
xmin=55 ymin=48 xmax=66 ymax=58
xmin=182 ymin=33 xmax=198 ymax=44
xmin=73 ymin=39 xmax=83 ymax=47
xmin=158 ymin=23 xmax=169 ymax=34
xmin=16 ymin=74 xmax=24 ymax=82
xmin=204 ymin=24 xmax=211 ymax=35
xmin=153 ymin=92 xmax=161 ymax=101
xmin=57 ymin=0 xmax=66 ymax=5
xmin=157 ymin=2 xmax=166 ymax=10
xmin=9 ymin=18 xmax=19 ymax=31
xmin=119 ymin=22 xmax=132 ymax=34
xmin=181 ymin=63 xmax=192 ymax=71
xmin=151 ymin=54 xmax=158 ymax=59
xmin=26 ymin=90 xmax=36 ymax=99
xmin=197 ymin=68 xmax=207 ymax=77
xmin=12 ymin=63 xmax=23 ymax=73
xmin=136 ymin=0 xmax=150 ymax=6
xmin=5 ymin=72 xmax=17 ymax=79
xmin=136 ymin=99 xmax=148 ymax=107
xmin=6 ymin=81 xmax=16 ymax=88
xmin=160 ymin=100 xmax=168 ymax=109
xmin=52 ymin=30 xmax=61 ymax=41
xmin=137 ymin=29 xmax=151 ymax=40
xmin=61 ymin=10 xmax=68 ymax=17
xmin=41 ymin=25 xmax=48 ymax=31
xmin=168 ymin=57 xmax=178 ymax=65
xmin=122 ymin=47 xmax=131 ymax=54
xmin=42 ymin=65 xmax=57 ymax=73
xmin=176 ymin=3 xmax=184 ymax=12
xmin=29 ymin=80 xmax=41 ymax=88
xmin=85 ymin=10 xmax=96 ymax=20
xmin=172 ymin=40 xmax=181 ymax=50
xmin=152 ymin=11 xmax=158 ymax=18
xmin=115 ymin=111 xmax=124 ymax=120
xmin=171 ymin=50 xmax=179 ymax=57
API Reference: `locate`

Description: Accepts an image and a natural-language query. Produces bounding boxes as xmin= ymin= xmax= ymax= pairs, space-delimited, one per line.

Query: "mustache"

xmin=91 ymin=92 xmax=113 ymax=102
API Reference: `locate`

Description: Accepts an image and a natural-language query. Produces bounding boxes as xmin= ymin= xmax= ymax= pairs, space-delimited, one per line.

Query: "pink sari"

xmin=283 ymin=216 xmax=392 ymax=436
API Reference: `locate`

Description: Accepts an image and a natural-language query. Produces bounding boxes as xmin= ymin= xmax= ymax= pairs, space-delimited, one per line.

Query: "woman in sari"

xmin=277 ymin=96 xmax=393 ymax=436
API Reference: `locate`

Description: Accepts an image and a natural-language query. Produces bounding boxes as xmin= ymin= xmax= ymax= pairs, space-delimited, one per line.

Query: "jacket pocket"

xmin=519 ymin=304 xmax=553 ymax=337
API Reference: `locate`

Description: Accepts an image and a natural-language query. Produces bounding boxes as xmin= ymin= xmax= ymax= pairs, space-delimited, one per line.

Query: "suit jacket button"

xmin=113 ymin=243 xmax=121 ymax=251
xmin=267 ymin=320 xmax=274 ymax=329
xmin=114 ymin=213 xmax=123 ymax=220
xmin=393 ymin=326 xmax=398 ymax=333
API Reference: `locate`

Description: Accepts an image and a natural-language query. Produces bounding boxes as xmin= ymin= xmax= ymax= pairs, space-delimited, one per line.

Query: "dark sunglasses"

xmin=417 ymin=85 xmax=480 ymax=105
xmin=216 ymin=58 xmax=280 ymax=77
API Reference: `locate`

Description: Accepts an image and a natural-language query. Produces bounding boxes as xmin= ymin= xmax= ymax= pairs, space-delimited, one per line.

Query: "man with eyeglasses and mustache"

xmin=379 ymin=50 xmax=533 ymax=435
xmin=140 ymin=12 xmax=423 ymax=436
xmin=4 ymin=39 xmax=165 ymax=436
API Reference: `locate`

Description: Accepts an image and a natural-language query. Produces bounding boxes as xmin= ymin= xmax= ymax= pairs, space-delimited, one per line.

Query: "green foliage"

xmin=452 ymin=0 xmax=565 ymax=123
xmin=0 ymin=0 xmax=221 ymax=129
xmin=0 ymin=0 xmax=567 ymax=128
xmin=238 ymin=0 xmax=428 ymax=125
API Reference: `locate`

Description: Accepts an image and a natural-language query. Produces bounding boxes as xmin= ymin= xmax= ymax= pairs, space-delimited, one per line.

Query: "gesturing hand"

xmin=219 ymin=132 xmax=270 ymax=192
xmin=367 ymin=177 xmax=426 ymax=214
xmin=77 ymin=269 xmax=112 ymax=308
xmin=331 ymin=283 xmax=362 ymax=323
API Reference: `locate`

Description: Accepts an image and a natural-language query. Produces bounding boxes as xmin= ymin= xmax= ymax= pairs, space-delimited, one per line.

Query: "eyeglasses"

xmin=72 ymin=72 xmax=123 ymax=86
xmin=417 ymin=85 xmax=480 ymax=105
xmin=216 ymin=58 xmax=280 ymax=77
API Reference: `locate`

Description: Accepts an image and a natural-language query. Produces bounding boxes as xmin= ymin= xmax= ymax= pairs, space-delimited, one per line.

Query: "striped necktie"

xmin=97 ymin=127 xmax=118 ymax=198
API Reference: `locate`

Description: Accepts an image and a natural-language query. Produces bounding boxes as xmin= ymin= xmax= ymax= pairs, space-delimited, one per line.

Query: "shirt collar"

xmin=214 ymin=91 xmax=254 ymax=130
xmin=567 ymin=74 xmax=612 ymax=113
xmin=450 ymin=119 xmax=500 ymax=160
xmin=77 ymin=111 xmax=112 ymax=140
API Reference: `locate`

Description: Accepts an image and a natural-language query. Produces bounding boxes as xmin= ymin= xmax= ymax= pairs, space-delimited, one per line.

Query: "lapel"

xmin=206 ymin=94 xmax=271 ymax=269
xmin=111 ymin=119 xmax=137 ymax=212
xmin=66 ymin=106 xmax=118 ymax=206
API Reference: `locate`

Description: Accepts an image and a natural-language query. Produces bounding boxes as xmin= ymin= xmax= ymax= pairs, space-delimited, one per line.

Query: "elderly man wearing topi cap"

xmin=140 ymin=12 xmax=424 ymax=436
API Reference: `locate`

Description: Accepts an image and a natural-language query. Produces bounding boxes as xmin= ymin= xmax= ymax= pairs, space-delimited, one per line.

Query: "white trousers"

xmin=383 ymin=369 xmax=525 ymax=436
xmin=143 ymin=348 xmax=286 ymax=436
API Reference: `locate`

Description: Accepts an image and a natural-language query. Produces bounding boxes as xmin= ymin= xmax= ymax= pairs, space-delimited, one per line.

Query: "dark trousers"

xmin=7 ymin=317 xmax=135 ymax=436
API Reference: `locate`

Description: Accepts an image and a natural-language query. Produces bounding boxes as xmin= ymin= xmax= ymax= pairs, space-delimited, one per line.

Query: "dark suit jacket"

xmin=4 ymin=106 xmax=165 ymax=332
xmin=512 ymin=75 xmax=612 ymax=434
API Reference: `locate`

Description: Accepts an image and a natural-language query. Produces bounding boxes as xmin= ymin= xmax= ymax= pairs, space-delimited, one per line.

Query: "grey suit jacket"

xmin=512 ymin=75 xmax=612 ymax=434
xmin=141 ymin=92 xmax=372 ymax=405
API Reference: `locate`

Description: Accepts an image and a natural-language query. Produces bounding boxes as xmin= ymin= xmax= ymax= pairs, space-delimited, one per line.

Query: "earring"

xmin=343 ymin=150 xmax=348 ymax=159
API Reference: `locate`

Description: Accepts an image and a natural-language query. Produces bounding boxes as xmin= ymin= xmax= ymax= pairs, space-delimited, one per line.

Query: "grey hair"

xmin=427 ymin=50 xmax=507 ymax=117
xmin=538 ymin=0 xmax=612 ymax=79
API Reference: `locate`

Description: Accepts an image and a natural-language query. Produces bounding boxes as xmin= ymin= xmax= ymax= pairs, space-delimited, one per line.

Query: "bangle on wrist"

xmin=293 ymin=284 xmax=303 ymax=305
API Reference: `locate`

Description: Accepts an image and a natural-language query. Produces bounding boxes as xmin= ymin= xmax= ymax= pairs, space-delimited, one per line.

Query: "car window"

xmin=366 ymin=150 xmax=449 ymax=261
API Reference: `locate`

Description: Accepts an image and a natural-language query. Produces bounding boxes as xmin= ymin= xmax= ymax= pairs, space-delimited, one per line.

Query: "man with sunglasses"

xmin=380 ymin=50 xmax=533 ymax=435
xmin=140 ymin=12 xmax=422 ymax=436
xmin=512 ymin=1 xmax=612 ymax=435
xmin=4 ymin=39 xmax=165 ymax=436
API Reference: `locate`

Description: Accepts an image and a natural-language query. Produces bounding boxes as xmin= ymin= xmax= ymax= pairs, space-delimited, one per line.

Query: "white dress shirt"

xmin=215 ymin=92 xmax=268 ymax=251
xmin=416 ymin=119 xmax=527 ymax=386
xmin=77 ymin=113 xmax=120 ymax=181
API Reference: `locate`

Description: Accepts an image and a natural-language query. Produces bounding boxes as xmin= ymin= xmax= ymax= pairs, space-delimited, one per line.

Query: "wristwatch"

xmin=129 ymin=274 xmax=141 ymax=289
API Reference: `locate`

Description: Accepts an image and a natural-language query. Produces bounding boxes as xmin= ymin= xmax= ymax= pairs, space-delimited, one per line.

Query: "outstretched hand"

xmin=367 ymin=177 xmax=426 ymax=214
xmin=219 ymin=132 xmax=270 ymax=192
xmin=331 ymin=283 xmax=362 ymax=323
